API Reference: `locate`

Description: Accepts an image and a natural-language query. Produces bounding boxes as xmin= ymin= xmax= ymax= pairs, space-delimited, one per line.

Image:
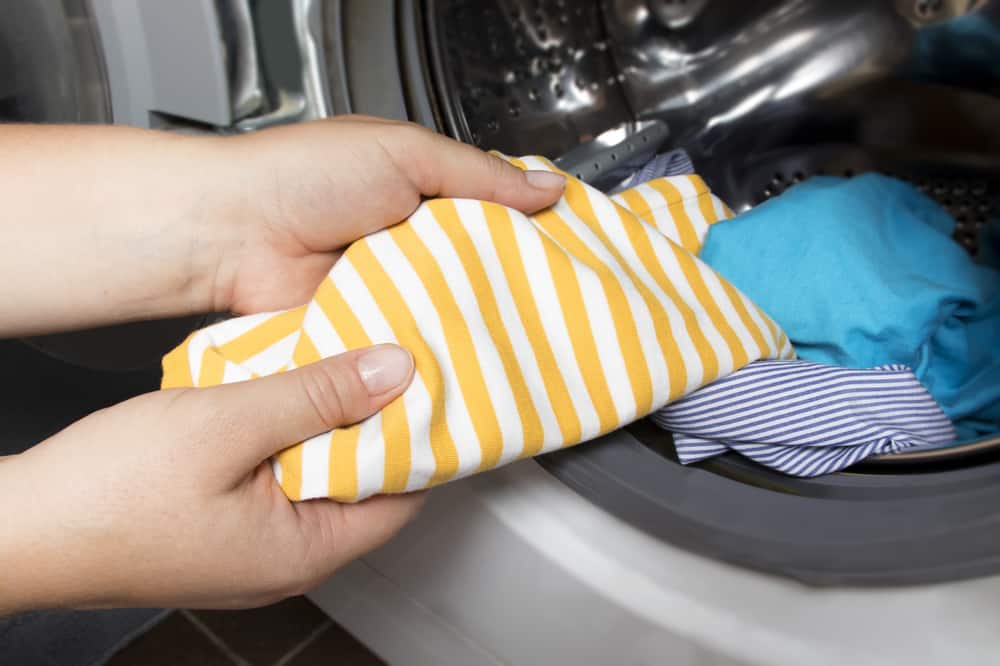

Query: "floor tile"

xmin=192 ymin=596 xmax=328 ymax=664
xmin=283 ymin=623 xmax=385 ymax=666
xmin=107 ymin=611 xmax=235 ymax=666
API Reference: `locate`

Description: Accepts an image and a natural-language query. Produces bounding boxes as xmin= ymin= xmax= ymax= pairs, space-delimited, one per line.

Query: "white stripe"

xmin=735 ymin=289 xmax=780 ymax=357
xmin=581 ymin=185 xmax=676 ymax=409
xmin=642 ymin=211 xmax=735 ymax=375
xmin=632 ymin=182 xmax=684 ymax=245
xmin=569 ymin=234 xmax=636 ymax=423
xmin=594 ymin=187 xmax=708 ymax=397
xmin=419 ymin=200 xmax=523 ymax=463
xmin=458 ymin=202 xmax=565 ymax=455
xmin=299 ymin=431 xmax=331 ymax=500
xmin=710 ymin=191 xmax=731 ymax=223
xmin=301 ymin=300 xmax=347 ymax=358
xmin=334 ymin=257 xmax=436 ymax=492
xmin=204 ymin=310 xmax=286 ymax=346
xmin=693 ymin=257 xmax=760 ymax=361
xmin=241 ymin=330 xmax=299 ymax=375
xmin=673 ymin=175 xmax=712 ymax=249
xmin=510 ymin=207 xmax=602 ymax=441
xmin=186 ymin=328 xmax=212 ymax=384
xmin=221 ymin=359 xmax=253 ymax=383
xmin=366 ymin=231 xmax=483 ymax=476
xmin=353 ymin=411 xmax=386 ymax=500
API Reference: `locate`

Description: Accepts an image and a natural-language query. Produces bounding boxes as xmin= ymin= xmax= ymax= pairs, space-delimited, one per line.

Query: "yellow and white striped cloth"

xmin=162 ymin=156 xmax=793 ymax=502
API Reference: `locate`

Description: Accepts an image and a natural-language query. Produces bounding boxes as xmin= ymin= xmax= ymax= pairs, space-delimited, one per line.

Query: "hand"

xmin=207 ymin=115 xmax=567 ymax=314
xmin=1 ymin=344 xmax=419 ymax=611
xmin=0 ymin=118 xmax=563 ymax=336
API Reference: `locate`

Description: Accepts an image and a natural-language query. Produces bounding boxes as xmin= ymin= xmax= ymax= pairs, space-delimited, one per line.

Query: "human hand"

xmin=0 ymin=118 xmax=563 ymax=336
xmin=1 ymin=344 xmax=419 ymax=611
xmin=205 ymin=116 xmax=566 ymax=314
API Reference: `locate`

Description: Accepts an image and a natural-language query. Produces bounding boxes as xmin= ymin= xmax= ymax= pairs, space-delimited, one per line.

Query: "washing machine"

xmin=3 ymin=1 xmax=1000 ymax=664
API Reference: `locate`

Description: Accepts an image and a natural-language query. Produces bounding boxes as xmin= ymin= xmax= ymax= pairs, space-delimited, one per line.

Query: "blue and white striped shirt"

xmin=650 ymin=360 xmax=956 ymax=476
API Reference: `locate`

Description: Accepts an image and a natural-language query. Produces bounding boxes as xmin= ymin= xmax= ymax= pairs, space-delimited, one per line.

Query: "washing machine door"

xmin=419 ymin=0 xmax=1000 ymax=585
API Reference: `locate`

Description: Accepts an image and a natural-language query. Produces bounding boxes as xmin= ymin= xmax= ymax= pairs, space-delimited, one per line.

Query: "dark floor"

xmin=108 ymin=597 xmax=382 ymax=666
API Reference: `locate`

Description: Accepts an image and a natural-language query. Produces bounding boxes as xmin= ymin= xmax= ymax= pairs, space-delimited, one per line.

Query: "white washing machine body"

xmin=310 ymin=455 xmax=1000 ymax=666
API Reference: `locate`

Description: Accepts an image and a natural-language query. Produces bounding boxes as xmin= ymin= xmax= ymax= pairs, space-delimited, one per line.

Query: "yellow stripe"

xmin=431 ymin=200 xmax=546 ymax=457
xmin=217 ymin=308 xmax=307 ymax=363
xmin=161 ymin=333 xmax=195 ymax=388
xmin=619 ymin=188 xmax=721 ymax=387
xmin=275 ymin=446 xmax=304 ymax=501
xmin=509 ymin=157 xmax=618 ymax=433
xmin=637 ymin=180 xmax=751 ymax=374
xmin=390 ymin=217 xmax=505 ymax=472
xmin=483 ymin=202 xmax=582 ymax=444
xmin=197 ymin=347 xmax=227 ymax=386
xmin=646 ymin=179 xmax=702 ymax=254
xmin=291 ymin=329 xmax=321 ymax=367
xmin=347 ymin=241 xmax=460 ymax=485
xmin=685 ymin=174 xmax=710 ymax=197
xmin=718 ymin=281 xmax=771 ymax=359
xmin=557 ymin=180 xmax=657 ymax=413
xmin=530 ymin=211 xmax=620 ymax=433
xmin=314 ymin=277 xmax=412 ymax=496
xmin=694 ymin=190 xmax=771 ymax=359
xmin=756 ymin=305 xmax=783 ymax=357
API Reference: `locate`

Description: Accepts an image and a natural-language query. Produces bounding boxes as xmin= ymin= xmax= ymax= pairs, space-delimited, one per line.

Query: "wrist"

xmin=0 ymin=449 xmax=117 ymax=613
xmin=183 ymin=133 xmax=264 ymax=315
xmin=163 ymin=133 xmax=247 ymax=317
xmin=0 ymin=452 xmax=65 ymax=613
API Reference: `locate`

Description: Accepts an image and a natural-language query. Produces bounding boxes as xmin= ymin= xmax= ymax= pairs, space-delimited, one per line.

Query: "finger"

xmin=384 ymin=124 xmax=566 ymax=214
xmin=291 ymin=491 xmax=428 ymax=584
xmin=207 ymin=344 xmax=414 ymax=468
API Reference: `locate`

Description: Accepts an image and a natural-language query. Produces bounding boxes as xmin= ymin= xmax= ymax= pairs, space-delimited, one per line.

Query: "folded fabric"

xmin=163 ymin=157 xmax=791 ymax=502
xmin=607 ymin=148 xmax=696 ymax=194
xmin=700 ymin=174 xmax=1000 ymax=441
xmin=650 ymin=359 xmax=956 ymax=476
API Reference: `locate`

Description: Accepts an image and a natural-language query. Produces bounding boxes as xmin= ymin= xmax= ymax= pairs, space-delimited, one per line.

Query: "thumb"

xmin=389 ymin=124 xmax=567 ymax=214
xmin=209 ymin=344 xmax=414 ymax=469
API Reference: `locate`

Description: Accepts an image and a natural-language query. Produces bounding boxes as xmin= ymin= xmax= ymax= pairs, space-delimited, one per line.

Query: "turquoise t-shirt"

xmin=700 ymin=174 xmax=1000 ymax=441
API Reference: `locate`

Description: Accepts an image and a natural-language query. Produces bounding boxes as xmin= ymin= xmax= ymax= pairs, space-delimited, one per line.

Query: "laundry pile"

xmin=625 ymin=152 xmax=998 ymax=473
xmin=163 ymin=152 xmax=999 ymax=500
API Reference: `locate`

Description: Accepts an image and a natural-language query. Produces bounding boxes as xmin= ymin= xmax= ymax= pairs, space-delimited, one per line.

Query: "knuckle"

xmin=298 ymin=363 xmax=358 ymax=430
xmin=483 ymin=152 xmax=513 ymax=198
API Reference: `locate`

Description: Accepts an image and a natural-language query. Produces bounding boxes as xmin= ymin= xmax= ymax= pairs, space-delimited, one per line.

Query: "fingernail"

xmin=525 ymin=170 xmax=567 ymax=190
xmin=357 ymin=345 xmax=414 ymax=395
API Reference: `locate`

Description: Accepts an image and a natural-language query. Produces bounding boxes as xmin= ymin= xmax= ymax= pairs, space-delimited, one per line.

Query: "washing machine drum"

xmin=424 ymin=0 xmax=1000 ymax=585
